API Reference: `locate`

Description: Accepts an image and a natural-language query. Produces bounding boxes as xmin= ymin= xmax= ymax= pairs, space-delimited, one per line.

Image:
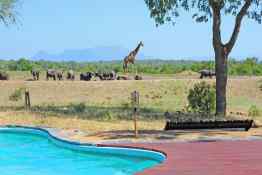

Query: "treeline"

xmin=0 ymin=57 xmax=262 ymax=75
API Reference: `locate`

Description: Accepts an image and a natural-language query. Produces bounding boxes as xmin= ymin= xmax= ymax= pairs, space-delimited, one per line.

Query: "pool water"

xmin=0 ymin=130 xmax=163 ymax=175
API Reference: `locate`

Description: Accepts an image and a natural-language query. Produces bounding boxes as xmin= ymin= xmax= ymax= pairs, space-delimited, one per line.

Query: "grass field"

xmin=0 ymin=72 xmax=262 ymax=135
xmin=1 ymin=72 xmax=262 ymax=114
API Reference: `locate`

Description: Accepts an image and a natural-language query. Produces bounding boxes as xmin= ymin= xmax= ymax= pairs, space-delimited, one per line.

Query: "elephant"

xmin=95 ymin=70 xmax=117 ymax=80
xmin=56 ymin=71 xmax=64 ymax=81
xmin=67 ymin=70 xmax=75 ymax=81
xmin=0 ymin=72 xmax=9 ymax=80
xmin=46 ymin=69 xmax=56 ymax=80
xmin=80 ymin=72 xmax=94 ymax=81
xmin=199 ymin=70 xmax=216 ymax=79
xmin=134 ymin=75 xmax=142 ymax=80
xmin=94 ymin=72 xmax=104 ymax=80
xmin=31 ymin=70 xmax=40 ymax=80
xmin=109 ymin=70 xmax=117 ymax=80
xmin=117 ymin=75 xmax=130 ymax=80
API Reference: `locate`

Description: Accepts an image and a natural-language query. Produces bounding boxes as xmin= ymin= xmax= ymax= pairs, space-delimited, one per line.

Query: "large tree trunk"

xmin=215 ymin=47 xmax=228 ymax=116
xmin=211 ymin=3 xmax=228 ymax=117
xmin=209 ymin=0 xmax=251 ymax=117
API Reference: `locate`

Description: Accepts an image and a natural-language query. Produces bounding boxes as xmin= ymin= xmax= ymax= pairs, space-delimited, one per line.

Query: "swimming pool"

xmin=0 ymin=126 xmax=165 ymax=175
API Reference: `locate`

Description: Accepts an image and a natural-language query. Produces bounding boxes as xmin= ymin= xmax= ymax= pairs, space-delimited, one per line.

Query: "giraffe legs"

xmin=133 ymin=63 xmax=138 ymax=75
xmin=132 ymin=64 xmax=136 ymax=75
xmin=123 ymin=62 xmax=128 ymax=73
xmin=123 ymin=62 xmax=137 ymax=76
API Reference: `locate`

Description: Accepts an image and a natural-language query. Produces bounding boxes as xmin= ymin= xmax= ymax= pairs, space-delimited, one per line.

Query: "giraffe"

xmin=123 ymin=41 xmax=144 ymax=73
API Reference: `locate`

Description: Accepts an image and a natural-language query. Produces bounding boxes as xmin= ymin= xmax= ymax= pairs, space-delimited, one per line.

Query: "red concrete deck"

xmin=115 ymin=140 xmax=262 ymax=175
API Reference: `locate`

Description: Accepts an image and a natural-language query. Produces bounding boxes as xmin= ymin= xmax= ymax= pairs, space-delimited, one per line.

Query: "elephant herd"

xmin=0 ymin=69 xmax=215 ymax=81
xmin=80 ymin=71 xmax=116 ymax=81
xmin=30 ymin=69 xmax=121 ymax=81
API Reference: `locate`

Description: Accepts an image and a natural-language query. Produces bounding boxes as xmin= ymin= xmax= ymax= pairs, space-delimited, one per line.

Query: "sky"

xmin=0 ymin=0 xmax=261 ymax=60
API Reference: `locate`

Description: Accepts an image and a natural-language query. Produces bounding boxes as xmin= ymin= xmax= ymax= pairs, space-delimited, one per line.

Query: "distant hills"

xmin=32 ymin=46 xmax=147 ymax=62
xmin=30 ymin=46 xmax=261 ymax=62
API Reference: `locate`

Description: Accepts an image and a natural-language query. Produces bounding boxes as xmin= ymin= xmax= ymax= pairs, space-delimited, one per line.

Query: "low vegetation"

xmin=0 ymin=57 xmax=262 ymax=75
xmin=187 ymin=81 xmax=216 ymax=114
xmin=0 ymin=78 xmax=261 ymax=121
xmin=9 ymin=88 xmax=25 ymax=102
xmin=0 ymin=112 xmax=165 ymax=133
xmin=1 ymin=60 xmax=262 ymax=132
xmin=248 ymin=105 xmax=261 ymax=118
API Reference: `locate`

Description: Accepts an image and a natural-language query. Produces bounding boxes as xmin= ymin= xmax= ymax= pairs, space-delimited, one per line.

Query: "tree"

xmin=144 ymin=0 xmax=262 ymax=116
xmin=0 ymin=0 xmax=19 ymax=25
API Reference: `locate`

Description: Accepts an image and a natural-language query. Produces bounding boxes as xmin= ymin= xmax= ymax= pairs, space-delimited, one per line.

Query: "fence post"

xmin=25 ymin=90 xmax=31 ymax=109
xmin=131 ymin=90 xmax=139 ymax=137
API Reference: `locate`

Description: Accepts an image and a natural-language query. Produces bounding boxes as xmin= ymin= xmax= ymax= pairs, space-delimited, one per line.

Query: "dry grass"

xmin=0 ymin=73 xmax=262 ymax=138
xmin=0 ymin=111 xmax=165 ymax=132
xmin=1 ymin=77 xmax=261 ymax=113
xmin=2 ymin=111 xmax=262 ymax=143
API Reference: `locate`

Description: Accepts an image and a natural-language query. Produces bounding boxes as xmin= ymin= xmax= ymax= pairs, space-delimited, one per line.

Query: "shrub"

xmin=187 ymin=81 xmax=216 ymax=114
xmin=121 ymin=102 xmax=130 ymax=109
xmin=71 ymin=102 xmax=86 ymax=113
xmin=104 ymin=111 xmax=115 ymax=121
xmin=9 ymin=88 xmax=25 ymax=102
xmin=248 ymin=105 xmax=261 ymax=117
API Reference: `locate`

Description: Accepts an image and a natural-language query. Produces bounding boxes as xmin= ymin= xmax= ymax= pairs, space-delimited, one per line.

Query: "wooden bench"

xmin=165 ymin=120 xmax=254 ymax=131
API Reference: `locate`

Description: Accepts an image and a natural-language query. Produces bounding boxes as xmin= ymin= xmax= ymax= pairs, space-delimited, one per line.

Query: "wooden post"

xmin=131 ymin=91 xmax=139 ymax=137
xmin=134 ymin=106 xmax=138 ymax=137
xmin=25 ymin=90 xmax=31 ymax=109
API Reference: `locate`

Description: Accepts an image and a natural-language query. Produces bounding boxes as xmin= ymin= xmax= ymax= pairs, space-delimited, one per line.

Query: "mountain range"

xmin=32 ymin=46 xmax=147 ymax=62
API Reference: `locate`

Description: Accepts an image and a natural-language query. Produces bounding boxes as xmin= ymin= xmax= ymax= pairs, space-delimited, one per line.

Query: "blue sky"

xmin=0 ymin=0 xmax=261 ymax=60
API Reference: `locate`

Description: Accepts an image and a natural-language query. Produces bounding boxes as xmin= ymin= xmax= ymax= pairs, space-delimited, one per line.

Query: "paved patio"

xmin=113 ymin=140 xmax=262 ymax=175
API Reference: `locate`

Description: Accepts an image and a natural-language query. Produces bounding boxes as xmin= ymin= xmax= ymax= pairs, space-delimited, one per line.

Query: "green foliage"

xmin=187 ymin=81 xmax=216 ymax=114
xmin=104 ymin=111 xmax=115 ymax=121
xmin=0 ymin=0 xmax=19 ymax=26
xmin=121 ymin=102 xmax=130 ymax=109
xmin=144 ymin=0 xmax=262 ymax=25
xmin=0 ymin=58 xmax=261 ymax=75
xmin=229 ymin=57 xmax=262 ymax=76
xmin=248 ymin=105 xmax=261 ymax=117
xmin=71 ymin=102 xmax=86 ymax=113
xmin=15 ymin=58 xmax=33 ymax=71
xmin=9 ymin=87 xmax=25 ymax=102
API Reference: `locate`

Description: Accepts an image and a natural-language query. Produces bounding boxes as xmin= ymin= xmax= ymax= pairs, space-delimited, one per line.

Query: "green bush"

xmin=248 ymin=105 xmax=261 ymax=117
xmin=187 ymin=81 xmax=216 ymax=114
xmin=9 ymin=88 xmax=25 ymax=102
xmin=0 ymin=58 xmax=261 ymax=75
xmin=104 ymin=111 xmax=115 ymax=121
xmin=71 ymin=102 xmax=86 ymax=113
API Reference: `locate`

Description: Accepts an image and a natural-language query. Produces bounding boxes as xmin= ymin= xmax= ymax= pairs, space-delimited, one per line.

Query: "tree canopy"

xmin=144 ymin=0 xmax=262 ymax=116
xmin=145 ymin=0 xmax=262 ymax=25
xmin=0 ymin=0 xmax=19 ymax=25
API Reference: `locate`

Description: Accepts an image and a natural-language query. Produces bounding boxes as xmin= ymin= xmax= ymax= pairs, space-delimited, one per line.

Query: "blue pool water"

xmin=0 ymin=128 xmax=164 ymax=175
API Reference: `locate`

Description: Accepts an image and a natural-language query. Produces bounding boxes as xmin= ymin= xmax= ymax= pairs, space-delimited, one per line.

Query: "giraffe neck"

xmin=133 ymin=43 xmax=142 ymax=56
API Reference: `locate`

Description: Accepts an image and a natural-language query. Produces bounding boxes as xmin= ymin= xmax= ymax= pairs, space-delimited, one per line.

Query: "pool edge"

xmin=0 ymin=125 xmax=167 ymax=163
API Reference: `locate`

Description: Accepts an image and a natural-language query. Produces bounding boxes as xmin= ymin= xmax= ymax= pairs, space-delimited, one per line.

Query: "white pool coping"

xmin=0 ymin=125 xmax=166 ymax=163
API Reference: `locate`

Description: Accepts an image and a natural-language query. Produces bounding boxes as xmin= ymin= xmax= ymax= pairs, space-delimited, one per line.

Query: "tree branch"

xmin=225 ymin=0 xmax=252 ymax=54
